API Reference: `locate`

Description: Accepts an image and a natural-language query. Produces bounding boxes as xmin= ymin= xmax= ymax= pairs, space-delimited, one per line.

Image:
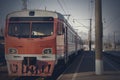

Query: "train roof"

xmin=7 ymin=10 xmax=65 ymax=21
xmin=7 ymin=10 xmax=79 ymax=37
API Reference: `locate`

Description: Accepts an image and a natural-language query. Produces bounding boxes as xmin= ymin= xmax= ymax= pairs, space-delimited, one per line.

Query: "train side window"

xmin=57 ymin=24 xmax=61 ymax=35
xmin=62 ymin=27 xmax=65 ymax=34
xmin=57 ymin=23 xmax=65 ymax=35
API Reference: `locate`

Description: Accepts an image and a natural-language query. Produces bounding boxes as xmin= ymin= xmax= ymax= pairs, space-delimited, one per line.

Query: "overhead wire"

xmin=57 ymin=0 xmax=75 ymax=27
xmin=57 ymin=0 xmax=67 ymax=14
xmin=104 ymin=16 xmax=120 ymax=30
xmin=56 ymin=0 xmax=93 ymax=37
xmin=62 ymin=0 xmax=70 ymax=14
xmin=73 ymin=19 xmax=89 ymax=29
xmin=72 ymin=0 xmax=94 ymax=30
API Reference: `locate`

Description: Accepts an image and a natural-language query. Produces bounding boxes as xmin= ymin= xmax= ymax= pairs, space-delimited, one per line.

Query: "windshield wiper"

xmin=10 ymin=34 xmax=29 ymax=38
xmin=31 ymin=35 xmax=51 ymax=38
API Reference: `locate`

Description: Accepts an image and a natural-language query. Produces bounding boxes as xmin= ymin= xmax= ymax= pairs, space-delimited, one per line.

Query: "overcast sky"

xmin=0 ymin=0 xmax=120 ymax=41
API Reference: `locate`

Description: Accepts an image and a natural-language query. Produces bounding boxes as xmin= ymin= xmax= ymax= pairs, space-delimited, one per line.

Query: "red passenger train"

xmin=5 ymin=10 xmax=82 ymax=77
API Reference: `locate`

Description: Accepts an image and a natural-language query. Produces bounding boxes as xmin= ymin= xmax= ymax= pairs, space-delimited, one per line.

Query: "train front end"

xmin=5 ymin=10 xmax=57 ymax=77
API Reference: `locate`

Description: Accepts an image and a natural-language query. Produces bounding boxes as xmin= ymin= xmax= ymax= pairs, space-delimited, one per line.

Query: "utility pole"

xmin=89 ymin=19 xmax=92 ymax=51
xmin=22 ymin=0 xmax=27 ymax=10
xmin=95 ymin=0 xmax=103 ymax=75
xmin=113 ymin=32 xmax=116 ymax=50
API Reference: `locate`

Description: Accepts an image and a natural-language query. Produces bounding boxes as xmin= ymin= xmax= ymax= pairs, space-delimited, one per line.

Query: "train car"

xmin=4 ymin=10 xmax=82 ymax=77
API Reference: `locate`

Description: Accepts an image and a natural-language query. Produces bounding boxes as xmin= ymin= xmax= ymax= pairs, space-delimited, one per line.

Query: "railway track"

xmin=1 ymin=51 xmax=120 ymax=80
xmin=0 ymin=52 xmax=81 ymax=80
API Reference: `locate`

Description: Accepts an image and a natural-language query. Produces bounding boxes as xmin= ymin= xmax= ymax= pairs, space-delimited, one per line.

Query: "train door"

xmin=75 ymin=36 xmax=78 ymax=55
xmin=56 ymin=21 xmax=65 ymax=63
xmin=56 ymin=21 xmax=68 ymax=64
xmin=64 ymin=25 xmax=68 ymax=63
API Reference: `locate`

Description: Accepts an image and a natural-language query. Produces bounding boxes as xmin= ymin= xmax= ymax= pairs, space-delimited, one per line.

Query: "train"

xmin=4 ymin=10 xmax=83 ymax=77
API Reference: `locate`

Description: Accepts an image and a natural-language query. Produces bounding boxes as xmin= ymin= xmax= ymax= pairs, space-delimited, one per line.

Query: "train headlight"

xmin=43 ymin=48 xmax=52 ymax=54
xmin=8 ymin=48 xmax=18 ymax=54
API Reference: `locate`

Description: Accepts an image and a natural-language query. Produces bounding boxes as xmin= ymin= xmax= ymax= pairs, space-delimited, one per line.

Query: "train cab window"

xmin=31 ymin=22 xmax=53 ymax=38
xmin=8 ymin=17 xmax=54 ymax=38
xmin=8 ymin=23 xmax=30 ymax=38
xmin=57 ymin=23 xmax=65 ymax=35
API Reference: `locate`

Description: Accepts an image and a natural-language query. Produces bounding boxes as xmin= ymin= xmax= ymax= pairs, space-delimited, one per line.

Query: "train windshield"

xmin=8 ymin=17 xmax=54 ymax=38
xmin=31 ymin=22 xmax=53 ymax=38
xmin=8 ymin=23 xmax=30 ymax=38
